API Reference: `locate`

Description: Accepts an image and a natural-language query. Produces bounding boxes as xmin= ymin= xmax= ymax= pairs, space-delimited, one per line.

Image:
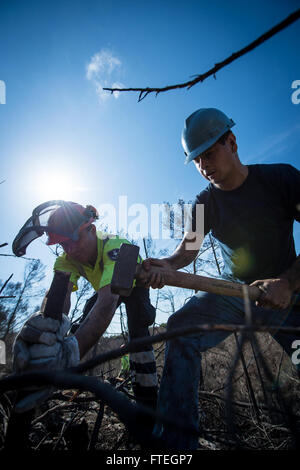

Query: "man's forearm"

xmin=280 ymin=255 xmax=300 ymax=293
xmin=167 ymin=238 xmax=199 ymax=269
xmin=41 ymin=281 xmax=73 ymax=315
xmin=63 ymin=296 xmax=71 ymax=315
xmin=75 ymin=293 xmax=119 ymax=358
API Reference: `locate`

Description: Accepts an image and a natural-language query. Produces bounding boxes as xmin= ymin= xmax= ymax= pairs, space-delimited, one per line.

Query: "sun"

xmin=35 ymin=171 xmax=80 ymax=201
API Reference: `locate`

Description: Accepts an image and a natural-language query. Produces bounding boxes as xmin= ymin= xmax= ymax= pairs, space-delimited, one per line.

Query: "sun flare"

xmin=35 ymin=171 xmax=82 ymax=201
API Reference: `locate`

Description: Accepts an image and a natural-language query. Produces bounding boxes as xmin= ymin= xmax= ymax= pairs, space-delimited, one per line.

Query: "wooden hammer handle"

xmin=144 ymin=267 xmax=262 ymax=301
xmin=139 ymin=266 xmax=300 ymax=306
xmin=44 ymin=271 xmax=71 ymax=321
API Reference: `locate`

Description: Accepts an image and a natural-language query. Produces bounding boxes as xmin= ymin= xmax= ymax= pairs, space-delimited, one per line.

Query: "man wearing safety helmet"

xmin=145 ymin=108 xmax=300 ymax=450
xmin=13 ymin=201 xmax=158 ymax=413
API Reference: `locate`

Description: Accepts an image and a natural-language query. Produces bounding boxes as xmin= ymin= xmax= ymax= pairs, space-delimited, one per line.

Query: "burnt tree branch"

xmin=104 ymin=9 xmax=300 ymax=101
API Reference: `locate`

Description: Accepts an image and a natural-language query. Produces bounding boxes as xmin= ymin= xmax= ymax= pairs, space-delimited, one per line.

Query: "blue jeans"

xmin=153 ymin=291 xmax=300 ymax=450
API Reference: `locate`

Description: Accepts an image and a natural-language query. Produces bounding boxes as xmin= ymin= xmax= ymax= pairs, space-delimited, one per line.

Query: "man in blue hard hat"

xmin=144 ymin=108 xmax=300 ymax=450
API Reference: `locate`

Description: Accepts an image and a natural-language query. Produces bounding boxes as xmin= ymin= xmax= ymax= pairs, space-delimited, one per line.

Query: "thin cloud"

xmin=73 ymin=186 xmax=90 ymax=192
xmin=244 ymin=122 xmax=300 ymax=163
xmin=86 ymin=49 xmax=125 ymax=102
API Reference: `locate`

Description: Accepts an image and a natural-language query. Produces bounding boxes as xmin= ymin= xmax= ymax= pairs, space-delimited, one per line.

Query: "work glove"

xmin=12 ymin=311 xmax=80 ymax=413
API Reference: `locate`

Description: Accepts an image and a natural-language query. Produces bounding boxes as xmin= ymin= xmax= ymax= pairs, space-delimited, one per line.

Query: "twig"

xmin=103 ymin=9 xmax=300 ymax=101
xmin=247 ymin=325 xmax=300 ymax=448
xmin=234 ymin=332 xmax=261 ymax=423
xmin=0 ymin=254 xmax=36 ymax=260
xmin=112 ymin=431 xmax=128 ymax=451
xmin=0 ymin=274 xmax=13 ymax=295
xmin=275 ymin=348 xmax=285 ymax=388
xmin=73 ymin=323 xmax=300 ymax=375
xmin=224 ymin=331 xmax=246 ymax=446
xmin=53 ymin=410 xmax=82 ymax=450
xmin=209 ymin=238 xmax=260 ymax=425
xmin=88 ymin=401 xmax=105 ymax=450
xmin=32 ymin=401 xmax=74 ymax=425
xmin=212 ymin=334 xmax=274 ymax=394
xmin=249 ymin=337 xmax=270 ymax=411
xmin=34 ymin=432 xmax=51 ymax=450
xmin=0 ymin=371 xmax=200 ymax=448
xmin=224 ymin=286 xmax=256 ymax=447
xmin=198 ymin=390 xmax=285 ymax=415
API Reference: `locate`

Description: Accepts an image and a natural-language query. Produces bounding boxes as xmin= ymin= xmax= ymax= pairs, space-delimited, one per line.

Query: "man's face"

xmin=193 ymin=133 xmax=237 ymax=189
xmin=60 ymin=225 xmax=97 ymax=265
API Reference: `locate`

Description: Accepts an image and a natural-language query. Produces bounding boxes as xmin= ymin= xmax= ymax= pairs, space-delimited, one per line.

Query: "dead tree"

xmin=0 ymin=259 xmax=45 ymax=341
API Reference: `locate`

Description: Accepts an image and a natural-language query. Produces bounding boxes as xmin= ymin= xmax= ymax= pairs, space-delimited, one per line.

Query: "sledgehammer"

xmin=111 ymin=243 xmax=300 ymax=305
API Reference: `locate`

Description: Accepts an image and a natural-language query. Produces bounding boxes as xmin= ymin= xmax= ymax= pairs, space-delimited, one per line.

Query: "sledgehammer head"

xmin=111 ymin=243 xmax=140 ymax=296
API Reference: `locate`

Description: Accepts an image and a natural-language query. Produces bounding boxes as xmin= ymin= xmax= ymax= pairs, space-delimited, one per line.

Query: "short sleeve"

xmin=280 ymin=164 xmax=300 ymax=222
xmin=191 ymin=189 xmax=211 ymax=235
xmin=53 ymin=255 xmax=81 ymax=291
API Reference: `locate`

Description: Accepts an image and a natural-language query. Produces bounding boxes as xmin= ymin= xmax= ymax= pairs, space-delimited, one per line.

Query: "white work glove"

xmin=12 ymin=311 xmax=80 ymax=413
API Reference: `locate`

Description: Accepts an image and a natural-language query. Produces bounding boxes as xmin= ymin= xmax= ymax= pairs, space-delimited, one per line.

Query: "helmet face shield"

xmin=12 ymin=215 xmax=45 ymax=257
xmin=12 ymin=200 xmax=98 ymax=257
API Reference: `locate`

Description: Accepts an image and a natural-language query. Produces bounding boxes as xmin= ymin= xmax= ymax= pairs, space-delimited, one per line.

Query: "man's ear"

xmin=228 ymin=132 xmax=237 ymax=153
xmin=90 ymin=224 xmax=97 ymax=234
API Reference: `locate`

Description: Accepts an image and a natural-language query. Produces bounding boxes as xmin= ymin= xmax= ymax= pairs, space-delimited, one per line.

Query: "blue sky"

xmin=0 ymin=0 xmax=300 ymax=328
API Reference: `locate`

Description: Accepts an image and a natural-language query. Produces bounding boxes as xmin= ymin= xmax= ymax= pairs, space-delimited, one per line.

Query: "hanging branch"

xmin=0 ymin=254 xmax=36 ymax=261
xmin=103 ymin=9 xmax=300 ymax=101
xmin=72 ymin=322 xmax=300 ymax=375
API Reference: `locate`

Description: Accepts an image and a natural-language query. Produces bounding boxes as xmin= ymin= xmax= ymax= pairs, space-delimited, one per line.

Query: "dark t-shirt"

xmin=192 ymin=164 xmax=300 ymax=284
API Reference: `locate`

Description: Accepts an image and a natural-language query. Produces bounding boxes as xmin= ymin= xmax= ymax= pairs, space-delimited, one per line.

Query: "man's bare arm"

xmin=74 ymin=284 xmax=119 ymax=358
xmin=142 ymin=232 xmax=200 ymax=289
xmin=250 ymin=255 xmax=300 ymax=310
xmin=167 ymin=233 xmax=201 ymax=269
xmin=280 ymin=255 xmax=300 ymax=293
xmin=63 ymin=282 xmax=74 ymax=314
xmin=40 ymin=281 xmax=74 ymax=315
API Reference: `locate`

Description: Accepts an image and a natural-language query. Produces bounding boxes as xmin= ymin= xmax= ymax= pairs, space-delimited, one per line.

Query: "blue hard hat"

xmin=181 ymin=108 xmax=235 ymax=164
